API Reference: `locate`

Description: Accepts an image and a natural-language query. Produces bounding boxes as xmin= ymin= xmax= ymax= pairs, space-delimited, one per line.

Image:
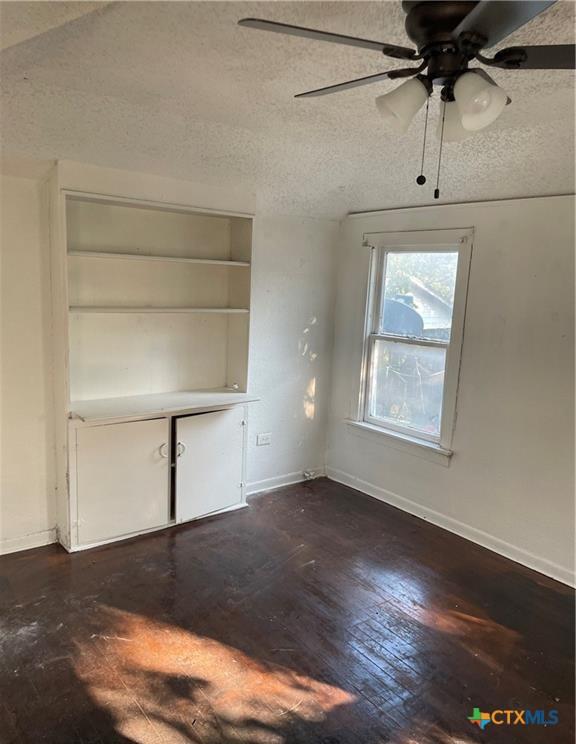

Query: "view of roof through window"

xmin=381 ymin=252 xmax=458 ymax=341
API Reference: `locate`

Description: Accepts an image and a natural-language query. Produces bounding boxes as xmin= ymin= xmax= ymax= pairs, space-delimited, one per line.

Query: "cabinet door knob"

xmin=159 ymin=443 xmax=169 ymax=458
xmin=176 ymin=441 xmax=186 ymax=458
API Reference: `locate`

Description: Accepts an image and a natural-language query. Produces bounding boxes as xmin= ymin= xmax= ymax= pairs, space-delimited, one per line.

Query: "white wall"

xmin=2 ymin=163 xmax=573 ymax=588
xmin=327 ymin=196 xmax=575 ymax=585
xmin=247 ymin=215 xmax=337 ymax=492
xmin=0 ymin=174 xmax=56 ymax=552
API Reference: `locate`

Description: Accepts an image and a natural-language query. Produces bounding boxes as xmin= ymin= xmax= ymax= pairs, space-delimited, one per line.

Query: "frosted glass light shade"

xmin=438 ymin=101 xmax=472 ymax=142
xmin=375 ymin=78 xmax=429 ymax=134
xmin=454 ymin=71 xmax=507 ymax=131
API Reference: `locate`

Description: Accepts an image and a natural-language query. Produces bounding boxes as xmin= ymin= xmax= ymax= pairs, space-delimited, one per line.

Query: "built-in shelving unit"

xmin=65 ymin=194 xmax=253 ymax=402
xmin=48 ymin=166 xmax=256 ymax=553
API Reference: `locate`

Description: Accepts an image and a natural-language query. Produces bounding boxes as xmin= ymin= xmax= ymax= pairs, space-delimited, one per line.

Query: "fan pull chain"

xmin=434 ymin=100 xmax=446 ymax=199
xmin=416 ymin=97 xmax=430 ymax=186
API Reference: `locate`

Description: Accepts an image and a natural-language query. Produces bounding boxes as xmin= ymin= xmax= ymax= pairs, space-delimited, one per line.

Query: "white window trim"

xmin=345 ymin=419 xmax=453 ymax=466
xmin=354 ymin=227 xmax=473 ymax=456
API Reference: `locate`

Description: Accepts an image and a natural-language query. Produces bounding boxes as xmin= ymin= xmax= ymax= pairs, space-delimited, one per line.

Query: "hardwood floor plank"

xmin=0 ymin=478 xmax=573 ymax=743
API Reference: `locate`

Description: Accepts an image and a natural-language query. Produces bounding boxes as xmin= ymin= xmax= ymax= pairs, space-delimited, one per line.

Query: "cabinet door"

xmin=76 ymin=418 xmax=170 ymax=546
xmin=176 ymin=407 xmax=244 ymax=523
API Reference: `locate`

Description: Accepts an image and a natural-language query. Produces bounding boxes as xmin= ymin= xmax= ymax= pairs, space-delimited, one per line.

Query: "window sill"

xmin=345 ymin=420 xmax=453 ymax=466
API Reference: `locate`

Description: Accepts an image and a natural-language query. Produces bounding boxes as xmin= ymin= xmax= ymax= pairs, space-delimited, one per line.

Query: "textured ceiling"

xmin=0 ymin=2 xmax=106 ymax=51
xmin=1 ymin=1 xmax=574 ymax=217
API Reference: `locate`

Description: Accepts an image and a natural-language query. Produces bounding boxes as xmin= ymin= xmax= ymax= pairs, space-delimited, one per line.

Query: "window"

xmin=361 ymin=229 xmax=472 ymax=451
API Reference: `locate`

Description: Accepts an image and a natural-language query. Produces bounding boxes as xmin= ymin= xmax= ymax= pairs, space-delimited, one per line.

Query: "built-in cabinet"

xmin=175 ymin=407 xmax=245 ymax=523
xmin=48 ymin=164 xmax=256 ymax=551
xmin=70 ymin=406 xmax=249 ymax=550
xmin=74 ymin=418 xmax=170 ymax=546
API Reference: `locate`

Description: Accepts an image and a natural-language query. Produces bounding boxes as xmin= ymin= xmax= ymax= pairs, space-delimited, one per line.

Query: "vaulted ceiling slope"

xmin=1 ymin=1 xmax=574 ymax=217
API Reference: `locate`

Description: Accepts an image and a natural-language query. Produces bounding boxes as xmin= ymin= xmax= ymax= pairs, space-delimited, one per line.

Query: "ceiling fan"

xmin=239 ymin=1 xmax=575 ymax=195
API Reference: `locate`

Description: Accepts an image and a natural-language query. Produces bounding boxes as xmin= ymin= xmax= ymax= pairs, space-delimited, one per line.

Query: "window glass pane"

xmin=380 ymin=251 xmax=458 ymax=341
xmin=367 ymin=339 xmax=446 ymax=437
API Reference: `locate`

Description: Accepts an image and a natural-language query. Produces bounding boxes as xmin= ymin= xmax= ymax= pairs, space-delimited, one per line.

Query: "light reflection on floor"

xmin=356 ymin=563 xmax=519 ymax=664
xmin=75 ymin=605 xmax=357 ymax=743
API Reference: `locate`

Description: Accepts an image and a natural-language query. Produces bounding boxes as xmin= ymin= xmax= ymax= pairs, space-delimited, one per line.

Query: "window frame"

xmin=358 ymin=228 xmax=473 ymax=452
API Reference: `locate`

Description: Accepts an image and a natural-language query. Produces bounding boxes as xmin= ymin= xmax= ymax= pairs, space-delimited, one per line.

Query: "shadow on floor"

xmin=1 ymin=480 xmax=574 ymax=743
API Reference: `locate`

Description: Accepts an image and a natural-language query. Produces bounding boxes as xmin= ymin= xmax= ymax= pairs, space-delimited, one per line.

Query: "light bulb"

xmin=375 ymin=77 xmax=429 ymax=134
xmin=454 ymin=71 xmax=508 ymax=131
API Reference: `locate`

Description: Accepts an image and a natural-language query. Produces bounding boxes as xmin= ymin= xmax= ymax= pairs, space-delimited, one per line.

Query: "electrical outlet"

xmin=256 ymin=432 xmax=272 ymax=446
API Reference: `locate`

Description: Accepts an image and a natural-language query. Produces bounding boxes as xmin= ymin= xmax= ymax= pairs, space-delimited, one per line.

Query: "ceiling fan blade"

xmin=238 ymin=18 xmax=417 ymax=59
xmin=295 ymin=67 xmax=421 ymax=98
xmin=453 ymin=0 xmax=556 ymax=48
xmin=490 ymin=43 xmax=576 ymax=69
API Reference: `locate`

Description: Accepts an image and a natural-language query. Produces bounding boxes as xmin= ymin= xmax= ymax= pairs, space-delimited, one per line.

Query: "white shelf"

xmin=68 ymin=250 xmax=250 ymax=267
xmin=69 ymin=389 xmax=260 ymax=424
xmin=69 ymin=306 xmax=250 ymax=314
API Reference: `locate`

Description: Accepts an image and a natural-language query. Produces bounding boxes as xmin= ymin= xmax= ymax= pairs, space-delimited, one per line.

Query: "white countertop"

xmin=69 ymin=389 xmax=259 ymax=424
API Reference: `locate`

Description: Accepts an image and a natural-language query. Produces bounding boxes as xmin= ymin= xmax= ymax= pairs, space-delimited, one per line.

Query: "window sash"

xmin=359 ymin=230 xmax=472 ymax=450
xmin=363 ymin=335 xmax=446 ymax=444
xmin=369 ymin=332 xmax=448 ymax=349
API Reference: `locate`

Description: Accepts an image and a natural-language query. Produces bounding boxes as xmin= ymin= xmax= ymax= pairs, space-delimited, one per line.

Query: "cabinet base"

xmin=61 ymin=501 xmax=249 ymax=553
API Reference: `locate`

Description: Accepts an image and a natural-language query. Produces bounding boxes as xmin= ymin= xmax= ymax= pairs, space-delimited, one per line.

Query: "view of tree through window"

xmin=367 ymin=250 xmax=459 ymax=438
xmin=381 ymin=252 xmax=458 ymax=341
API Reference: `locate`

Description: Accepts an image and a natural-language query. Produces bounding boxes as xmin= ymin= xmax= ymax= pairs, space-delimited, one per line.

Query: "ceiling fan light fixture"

xmin=454 ymin=71 xmax=508 ymax=131
xmin=439 ymin=101 xmax=472 ymax=142
xmin=375 ymin=77 xmax=429 ymax=134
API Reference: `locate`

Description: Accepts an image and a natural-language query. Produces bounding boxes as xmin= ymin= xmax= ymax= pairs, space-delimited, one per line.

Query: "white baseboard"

xmin=246 ymin=468 xmax=325 ymax=496
xmin=326 ymin=467 xmax=575 ymax=587
xmin=0 ymin=527 xmax=57 ymax=556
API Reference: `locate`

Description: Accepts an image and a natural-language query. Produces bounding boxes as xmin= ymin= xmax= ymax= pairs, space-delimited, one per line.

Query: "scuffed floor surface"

xmin=0 ymin=478 xmax=574 ymax=743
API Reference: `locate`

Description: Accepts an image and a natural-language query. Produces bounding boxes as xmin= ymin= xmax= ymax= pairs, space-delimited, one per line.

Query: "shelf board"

xmin=69 ymin=389 xmax=260 ymax=424
xmin=69 ymin=306 xmax=250 ymax=314
xmin=68 ymin=250 xmax=250 ymax=267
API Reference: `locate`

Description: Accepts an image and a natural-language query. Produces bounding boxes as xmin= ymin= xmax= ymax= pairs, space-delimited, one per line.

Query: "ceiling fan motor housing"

xmin=403 ymin=1 xmax=480 ymax=84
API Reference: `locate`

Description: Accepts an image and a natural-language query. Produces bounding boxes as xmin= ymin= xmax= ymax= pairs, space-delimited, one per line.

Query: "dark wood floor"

xmin=0 ymin=478 xmax=573 ymax=744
